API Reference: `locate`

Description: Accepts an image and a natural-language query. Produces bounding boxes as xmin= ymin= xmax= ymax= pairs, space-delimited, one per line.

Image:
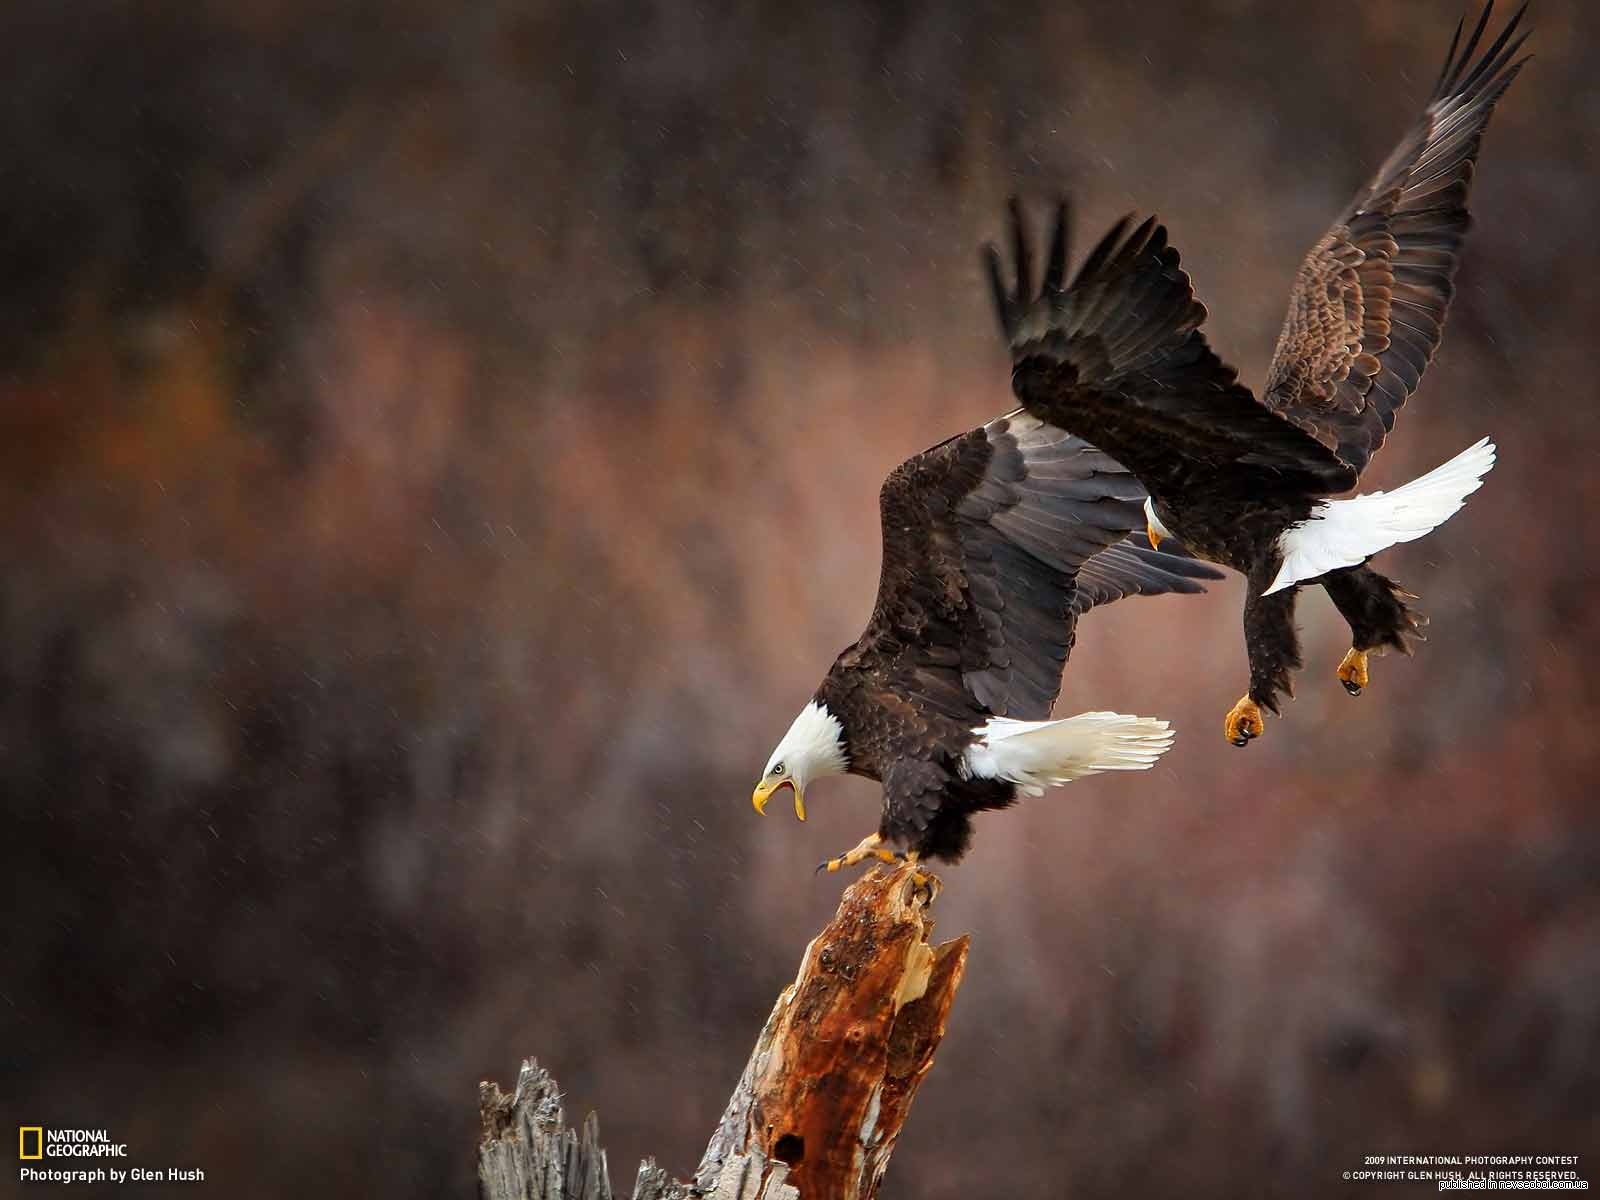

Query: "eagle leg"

xmin=1233 ymin=576 xmax=1301 ymax=744
xmin=816 ymin=833 xmax=902 ymax=876
xmin=1321 ymin=565 xmax=1429 ymax=696
xmin=1223 ymin=695 xmax=1265 ymax=747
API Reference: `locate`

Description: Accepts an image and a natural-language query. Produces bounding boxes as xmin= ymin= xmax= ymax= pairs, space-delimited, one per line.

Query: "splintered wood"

xmin=478 ymin=863 xmax=969 ymax=1200
xmin=695 ymin=864 xmax=969 ymax=1199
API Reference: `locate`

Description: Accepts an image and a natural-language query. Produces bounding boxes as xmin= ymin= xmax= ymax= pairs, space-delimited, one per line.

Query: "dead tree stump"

xmin=478 ymin=863 xmax=970 ymax=1200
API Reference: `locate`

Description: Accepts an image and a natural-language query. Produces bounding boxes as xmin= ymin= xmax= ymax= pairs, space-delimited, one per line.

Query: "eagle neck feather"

xmin=772 ymin=699 xmax=849 ymax=780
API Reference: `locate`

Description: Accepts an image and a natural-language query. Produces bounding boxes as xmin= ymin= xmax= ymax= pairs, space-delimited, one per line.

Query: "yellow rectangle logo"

xmin=19 ymin=1126 xmax=43 ymax=1160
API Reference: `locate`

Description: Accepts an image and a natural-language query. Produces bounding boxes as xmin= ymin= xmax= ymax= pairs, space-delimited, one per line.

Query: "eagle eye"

xmin=772 ymin=762 xmax=786 ymax=777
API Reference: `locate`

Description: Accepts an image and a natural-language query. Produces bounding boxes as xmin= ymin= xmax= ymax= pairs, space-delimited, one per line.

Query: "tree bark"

xmin=478 ymin=862 xmax=969 ymax=1200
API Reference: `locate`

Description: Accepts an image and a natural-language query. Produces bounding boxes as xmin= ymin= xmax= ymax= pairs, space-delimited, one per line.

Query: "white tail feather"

xmin=1263 ymin=437 xmax=1496 ymax=596
xmin=961 ymin=711 xmax=1174 ymax=798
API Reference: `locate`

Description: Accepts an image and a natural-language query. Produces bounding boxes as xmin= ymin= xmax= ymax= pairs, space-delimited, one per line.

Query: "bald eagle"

xmin=986 ymin=2 xmax=1524 ymax=747
xmin=750 ymin=412 xmax=1222 ymax=869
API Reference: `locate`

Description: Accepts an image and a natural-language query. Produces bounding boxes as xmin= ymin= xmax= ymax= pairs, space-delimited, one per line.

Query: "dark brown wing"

xmin=1262 ymin=2 xmax=1528 ymax=475
xmin=1072 ymin=536 xmax=1222 ymax=617
xmin=857 ymin=412 xmax=1217 ymax=721
xmin=989 ymin=200 xmax=1355 ymax=501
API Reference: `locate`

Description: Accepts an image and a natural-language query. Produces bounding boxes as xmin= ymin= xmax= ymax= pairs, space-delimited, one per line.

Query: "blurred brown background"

xmin=5 ymin=1 xmax=1596 ymax=1195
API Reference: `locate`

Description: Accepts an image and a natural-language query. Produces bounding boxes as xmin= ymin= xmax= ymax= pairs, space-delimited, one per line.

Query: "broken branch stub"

xmin=478 ymin=863 xmax=969 ymax=1200
xmin=695 ymin=864 xmax=970 ymax=1199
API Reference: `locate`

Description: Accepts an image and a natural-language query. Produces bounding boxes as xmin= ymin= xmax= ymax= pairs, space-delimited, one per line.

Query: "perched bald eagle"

xmin=750 ymin=412 xmax=1222 ymax=869
xmin=986 ymin=2 xmax=1524 ymax=747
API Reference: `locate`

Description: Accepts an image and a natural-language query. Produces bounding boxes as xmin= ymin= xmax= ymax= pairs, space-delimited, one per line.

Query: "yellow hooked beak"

xmin=752 ymin=777 xmax=805 ymax=822
xmin=1147 ymin=520 xmax=1163 ymax=550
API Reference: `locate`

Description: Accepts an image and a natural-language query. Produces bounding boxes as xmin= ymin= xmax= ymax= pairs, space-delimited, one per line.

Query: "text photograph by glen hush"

xmin=18 ymin=1127 xmax=205 ymax=1188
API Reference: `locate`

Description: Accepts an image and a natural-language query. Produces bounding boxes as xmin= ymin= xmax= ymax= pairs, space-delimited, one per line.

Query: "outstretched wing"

xmin=988 ymin=200 xmax=1355 ymax=502
xmin=1262 ymin=3 xmax=1527 ymax=475
xmin=861 ymin=412 xmax=1219 ymax=721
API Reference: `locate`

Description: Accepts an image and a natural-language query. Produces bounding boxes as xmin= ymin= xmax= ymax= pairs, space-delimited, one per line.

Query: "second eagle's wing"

xmin=1261 ymin=3 xmax=1527 ymax=475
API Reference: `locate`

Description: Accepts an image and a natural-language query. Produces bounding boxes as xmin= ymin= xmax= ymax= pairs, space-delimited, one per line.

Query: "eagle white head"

xmin=752 ymin=700 xmax=849 ymax=822
xmin=1144 ymin=496 xmax=1174 ymax=549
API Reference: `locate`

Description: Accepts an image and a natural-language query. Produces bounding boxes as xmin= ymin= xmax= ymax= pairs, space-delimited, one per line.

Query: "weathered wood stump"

xmin=478 ymin=863 xmax=970 ymax=1200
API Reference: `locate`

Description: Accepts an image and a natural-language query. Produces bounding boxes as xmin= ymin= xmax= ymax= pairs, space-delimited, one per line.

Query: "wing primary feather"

xmin=984 ymin=243 xmax=1012 ymax=340
xmin=1008 ymin=195 xmax=1033 ymax=304
xmin=1070 ymin=214 xmax=1134 ymax=289
xmin=1433 ymin=9 xmax=1468 ymax=96
xmin=1043 ymin=200 xmax=1069 ymax=295
xmin=1457 ymin=20 xmax=1528 ymax=98
xmin=1444 ymin=1 xmax=1497 ymax=96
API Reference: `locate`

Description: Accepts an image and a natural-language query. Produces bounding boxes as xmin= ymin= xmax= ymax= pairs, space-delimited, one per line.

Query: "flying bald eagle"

xmin=750 ymin=412 xmax=1223 ymax=870
xmin=985 ymin=2 xmax=1524 ymax=747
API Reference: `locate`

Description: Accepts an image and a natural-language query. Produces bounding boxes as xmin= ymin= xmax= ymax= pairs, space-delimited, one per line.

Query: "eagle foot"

xmin=1224 ymin=696 xmax=1265 ymax=747
xmin=906 ymin=864 xmax=940 ymax=905
xmin=816 ymin=833 xmax=901 ymax=876
xmin=1337 ymin=648 xmax=1370 ymax=696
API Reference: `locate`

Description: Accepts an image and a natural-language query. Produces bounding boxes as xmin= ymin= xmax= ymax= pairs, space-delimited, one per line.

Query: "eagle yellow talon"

xmin=904 ymin=858 xmax=941 ymax=904
xmin=1337 ymin=648 xmax=1370 ymax=697
xmin=1224 ymin=696 xmax=1265 ymax=747
xmin=816 ymin=833 xmax=900 ymax=876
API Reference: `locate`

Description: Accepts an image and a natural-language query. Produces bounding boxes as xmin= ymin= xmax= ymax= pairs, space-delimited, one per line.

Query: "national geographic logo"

xmin=18 ymin=1125 xmax=206 ymax=1186
xmin=17 ymin=1127 xmax=128 ymax=1159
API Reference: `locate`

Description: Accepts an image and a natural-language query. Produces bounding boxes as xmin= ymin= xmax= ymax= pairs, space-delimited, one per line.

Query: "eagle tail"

xmin=1264 ymin=437 xmax=1496 ymax=595
xmin=964 ymin=711 xmax=1174 ymax=797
